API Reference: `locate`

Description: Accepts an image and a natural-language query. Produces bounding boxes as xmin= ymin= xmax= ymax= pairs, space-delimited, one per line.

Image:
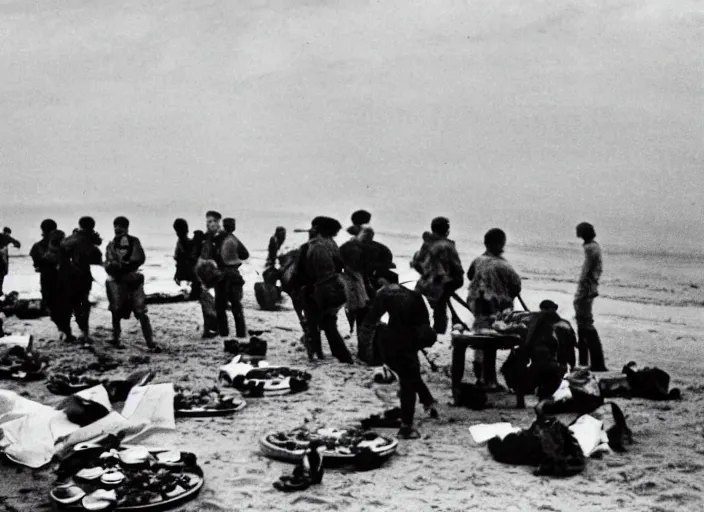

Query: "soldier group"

xmin=5 ymin=210 xmax=603 ymax=439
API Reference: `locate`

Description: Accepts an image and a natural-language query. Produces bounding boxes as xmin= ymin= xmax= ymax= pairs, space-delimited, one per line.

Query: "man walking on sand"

xmin=411 ymin=217 xmax=464 ymax=334
xmin=105 ymin=216 xmax=159 ymax=352
xmin=574 ymin=222 xmax=607 ymax=371
xmin=59 ymin=217 xmax=103 ymax=344
xmin=30 ymin=219 xmax=62 ymax=330
xmin=362 ymin=272 xmax=439 ymax=439
xmin=291 ymin=216 xmax=353 ymax=363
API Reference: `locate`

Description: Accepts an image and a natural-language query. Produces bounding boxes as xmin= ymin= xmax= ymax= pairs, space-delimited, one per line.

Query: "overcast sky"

xmin=1 ymin=0 xmax=701 ymax=253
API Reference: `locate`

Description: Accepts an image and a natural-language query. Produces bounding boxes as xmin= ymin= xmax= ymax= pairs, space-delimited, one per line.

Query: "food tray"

xmin=50 ymin=449 xmax=205 ymax=512
xmin=259 ymin=431 xmax=398 ymax=465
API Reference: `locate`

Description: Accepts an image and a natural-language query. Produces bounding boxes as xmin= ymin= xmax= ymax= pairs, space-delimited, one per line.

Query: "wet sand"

xmin=1 ymin=280 xmax=703 ymax=512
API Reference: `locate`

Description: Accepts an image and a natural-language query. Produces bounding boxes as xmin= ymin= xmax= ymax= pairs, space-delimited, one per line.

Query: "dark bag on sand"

xmin=454 ymin=383 xmax=489 ymax=410
xmin=622 ymin=362 xmax=681 ymax=401
xmin=254 ymin=282 xmax=281 ymax=311
xmin=488 ymin=416 xmax=585 ymax=477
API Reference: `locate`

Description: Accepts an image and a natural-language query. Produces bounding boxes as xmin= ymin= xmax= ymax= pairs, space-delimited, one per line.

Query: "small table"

xmin=451 ymin=332 xmax=522 ymax=392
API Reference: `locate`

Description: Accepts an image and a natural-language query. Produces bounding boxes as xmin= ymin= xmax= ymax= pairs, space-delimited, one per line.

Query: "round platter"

xmin=259 ymin=430 xmax=398 ymax=465
xmin=49 ymin=450 xmax=205 ymax=512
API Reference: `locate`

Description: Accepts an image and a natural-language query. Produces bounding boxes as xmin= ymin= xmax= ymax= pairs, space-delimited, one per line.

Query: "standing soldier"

xmin=105 ymin=216 xmax=159 ymax=352
xmin=574 ymin=222 xmax=606 ymax=371
xmin=0 ymin=227 xmax=21 ymax=296
xmin=59 ymin=217 xmax=103 ymax=343
xmin=217 ymin=217 xmax=250 ymax=338
xmin=411 ymin=217 xmax=464 ymax=334
xmin=30 ymin=219 xmax=62 ymax=332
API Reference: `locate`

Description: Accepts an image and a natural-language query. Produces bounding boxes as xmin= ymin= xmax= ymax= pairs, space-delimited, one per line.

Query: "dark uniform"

xmin=30 ymin=233 xmax=62 ymax=332
xmin=59 ymin=230 xmax=103 ymax=340
xmin=105 ymin=234 xmax=154 ymax=347
xmin=293 ymin=237 xmax=352 ymax=363
xmin=363 ymin=284 xmax=436 ymax=431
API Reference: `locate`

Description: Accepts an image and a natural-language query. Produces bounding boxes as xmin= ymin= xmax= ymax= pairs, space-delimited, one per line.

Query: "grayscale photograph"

xmin=0 ymin=0 xmax=701 ymax=510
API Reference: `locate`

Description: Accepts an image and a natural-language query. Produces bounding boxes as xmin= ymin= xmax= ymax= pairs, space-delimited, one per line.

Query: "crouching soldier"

xmin=503 ymin=300 xmax=576 ymax=408
xmin=105 ymin=216 xmax=159 ymax=352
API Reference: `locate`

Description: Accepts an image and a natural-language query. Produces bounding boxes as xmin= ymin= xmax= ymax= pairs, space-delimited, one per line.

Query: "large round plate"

xmin=50 ymin=452 xmax=205 ymax=512
xmin=259 ymin=431 xmax=398 ymax=465
xmin=118 ymin=468 xmax=204 ymax=512
xmin=175 ymin=400 xmax=246 ymax=418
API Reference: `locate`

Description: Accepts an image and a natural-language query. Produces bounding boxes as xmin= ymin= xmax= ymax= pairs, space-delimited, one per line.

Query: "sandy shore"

xmin=1 ymin=281 xmax=703 ymax=512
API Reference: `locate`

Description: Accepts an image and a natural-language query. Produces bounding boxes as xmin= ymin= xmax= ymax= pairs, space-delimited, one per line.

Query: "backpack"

xmin=488 ymin=416 xmax=585 ymax=477
xmin=623 ymin=362 xmax=681 ymax=400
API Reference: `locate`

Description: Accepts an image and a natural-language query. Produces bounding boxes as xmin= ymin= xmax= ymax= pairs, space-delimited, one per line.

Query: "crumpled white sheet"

xmin=0 ymin=383 xmax=175 ymax=468
xmin=469 ymin=423 xmax=522 ymax=444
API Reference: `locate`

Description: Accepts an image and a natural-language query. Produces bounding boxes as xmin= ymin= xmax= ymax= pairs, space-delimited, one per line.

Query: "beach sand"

xmin=1 ymin=280 xmax=703 ymax=512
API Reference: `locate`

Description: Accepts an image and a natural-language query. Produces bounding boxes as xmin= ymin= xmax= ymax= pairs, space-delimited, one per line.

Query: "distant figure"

xmin=411 ymin=217 xmax=464 ymax=334
xmin=173 ymin=218 xmax=201 ymax=300
xmin=105 ymin=216 xmax=158 ymax=351
xmin=291 ymin=216 xmax=352 ymax=363
xmin=0 ymin=227 xmax=21 ymax=296
xmin=574 ymin=222 xmax=607 ymax=371
xmin=216 ymin=217 xmax=250 ymax=338
xmin=363 ymin=274 xmax=438 ymax=439
xmin=265 ymin=226 xmax=287 ymax=272
xmin=30 ymin=219 xmax=62 ymax=331
xmin=59 ymin=217 xmax=103 ymax=343
xmin=467 ymin=228 xmax=522 ymax=391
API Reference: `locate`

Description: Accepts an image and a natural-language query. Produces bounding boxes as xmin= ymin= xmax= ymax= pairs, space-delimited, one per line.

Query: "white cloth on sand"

xmin=551 ymin=378 xmax=573 ymax=402
xmin=469 ymin=423 xmax=522 ymax=444
xmin=0 ymin=383 xmax=175 ymax=468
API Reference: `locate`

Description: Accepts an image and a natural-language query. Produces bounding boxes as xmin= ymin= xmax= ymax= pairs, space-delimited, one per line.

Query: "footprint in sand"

xmin=632 ymin=481 xmax=658 ymax=495
xmin=227 ymin=476 xmax=260 ymax=486
xmin=291 ymin=495 xmax=343 ymax=509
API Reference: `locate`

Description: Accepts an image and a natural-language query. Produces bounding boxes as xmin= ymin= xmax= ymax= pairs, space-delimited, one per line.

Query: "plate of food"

xmin=0 ymin=345 xmax=48 ymax=381
xmin=48 ymin=373 xmax=103 ymax=395
xmin=50 ymin=441 xmax=204 ymax=511
xmin=173 ymin=385 xmax=246 ymax=417
xmin=259 ymin=427 xmax=398 ymax=467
